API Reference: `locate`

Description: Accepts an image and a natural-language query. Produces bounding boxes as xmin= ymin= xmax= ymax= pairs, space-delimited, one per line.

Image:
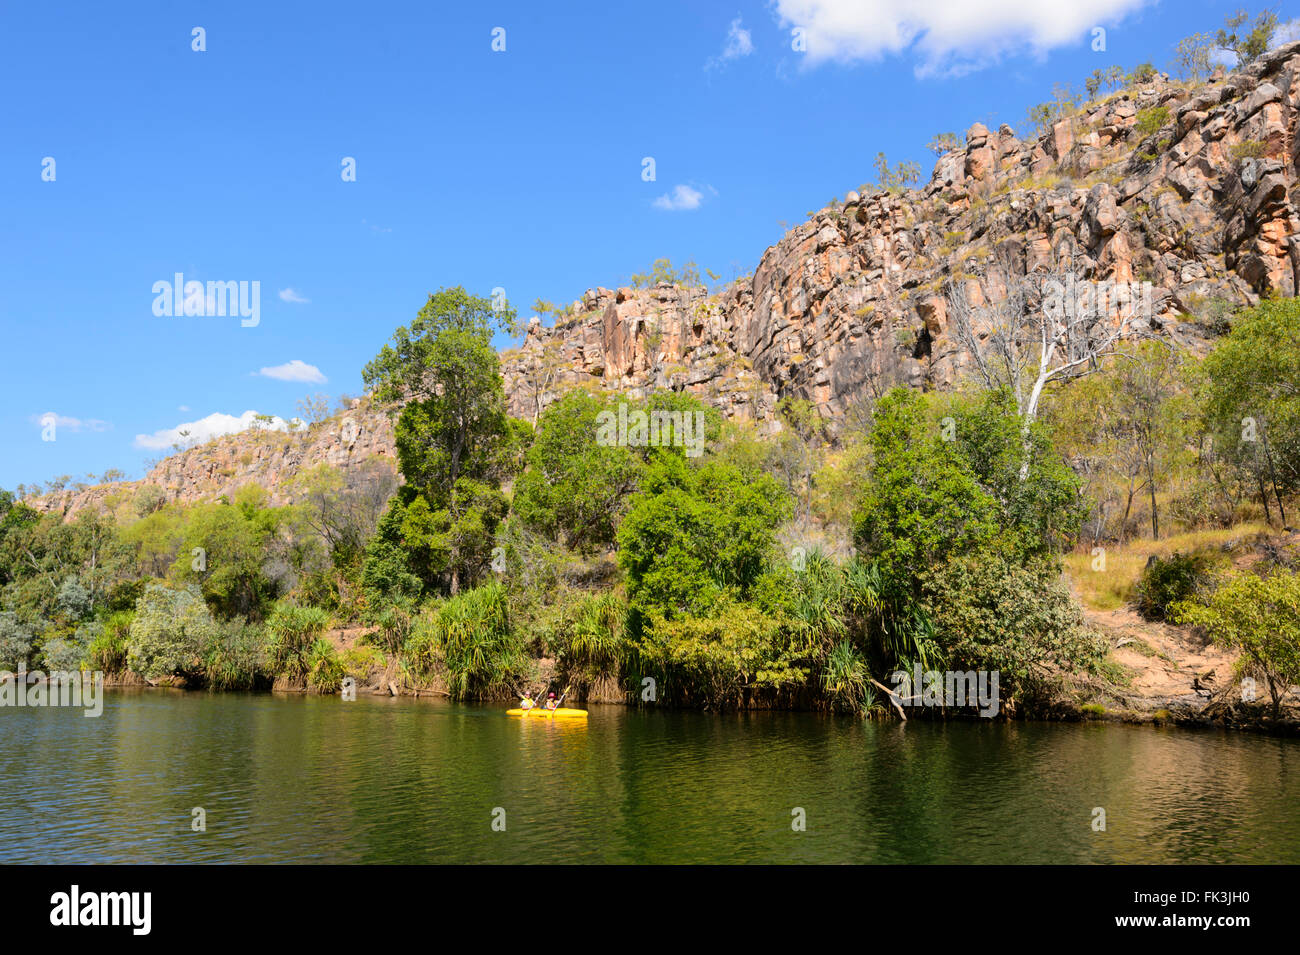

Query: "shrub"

xmin=922 ymin=550 xmax=1104 ymax=701
xmin=0 ymin=611 xmax=33 ymax=670
xmin=1134 ymin=106 xmax=1170 ymax=141
xmin=821 ymin=640 xmax=872 ymax=714
xmin=307 ymin=638 xmax=344 ymax=693
xmin=128 ymin=584 xmax=218 ymax=678
xmin=203 ymin=618 xmax=268 ymax=690
xmin=87 ymin=611 xmax=132 ymax=674
xmin=41 ymin=621 xmax=96 ymax=671
xmin=635 ymin=601 xmax=809 ymax=709
xmin=405 ymin=583 xmax=523 ymax=700
xmin=265 ymin=604 xmax=330 ymax=681
xmin=1135 ymin=551 xmax=1218 ymax=621
xmin=1173 ymin=569 xmax=1300 ymax=717
xmin=553 ymin=592 xmax=630 ymax=679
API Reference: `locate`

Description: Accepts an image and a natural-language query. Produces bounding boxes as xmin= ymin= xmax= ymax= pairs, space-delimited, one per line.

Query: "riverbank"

xmin=84 ymin=615 xmax=1300 ymax=737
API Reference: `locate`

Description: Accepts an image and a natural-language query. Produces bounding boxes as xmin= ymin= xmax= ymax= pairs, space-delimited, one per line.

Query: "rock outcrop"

xmin=31 ymin=43 xmax=1300 ymax=517
xmin=502 ymin=42 xmax=1300 ymax=425
xmin=35 ymin=404 xmax=396 ymax=519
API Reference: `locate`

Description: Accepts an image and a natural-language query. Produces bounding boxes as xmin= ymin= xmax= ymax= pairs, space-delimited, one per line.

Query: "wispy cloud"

xmin=706 ymin=17 xmax=754 ymax=70
xmin=30 ymin=412 xmax=111 ymax=433
xmin=772 ymin=0 xmax=1152 ymax=77
xmin=653 ymin=184 xmax=706 ymax=211
xmin=278 ymin=287 xmax=310 ymax=304
xmin=134 ymin=410 xmax=303 ymax=451
xmin=1275 ymin=18 xmax=1300 ymax=47
xmin=256 ymin=359 xmax=327 ymax=384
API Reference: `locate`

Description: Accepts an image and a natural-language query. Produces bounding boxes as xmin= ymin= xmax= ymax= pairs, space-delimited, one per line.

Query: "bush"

xmin=40 ymin=622 xmax=96 ymax=671
xmin=821 ymin=640 xmax=872 ymax=714
xmin=265 ymin=604 xmax=330 ymax=681
xmin=87 ymin=611 xmax=132 ymax=674
xmin=1173 ymin=569 xmax=1300 ymax=717
xmin=203 ymin=618 xmax=269 ymax=690
xmin=1135 ymin=551 xmax=1218 ymax=621
xmin=635 ymin=601 xmax=809 ymax=709
xmin=307 ymin=638 xmax=344 ymax=693
xmin=922 ymin=549 xmax=1104 ymax=701
xmin=549 ymin=591 xmax=630 ymax=681
xmin=0 ymin=611 xmax=33 ymax=670
xmin=1134 ymin=105 xmax=1169 ymax=137
xmin=405 ymin=583 xmax=523 ymax=700
xmin=127 ymin=584 xmax=218 ymax=679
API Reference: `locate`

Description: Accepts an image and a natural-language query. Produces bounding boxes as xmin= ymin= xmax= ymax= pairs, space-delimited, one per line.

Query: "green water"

xmin=2 ymin=690 xmax=1297 ymax=864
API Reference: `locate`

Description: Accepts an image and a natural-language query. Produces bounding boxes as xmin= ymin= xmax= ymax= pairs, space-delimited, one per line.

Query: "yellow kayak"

xmin=507 ymin=707 xmax=588 ymax=719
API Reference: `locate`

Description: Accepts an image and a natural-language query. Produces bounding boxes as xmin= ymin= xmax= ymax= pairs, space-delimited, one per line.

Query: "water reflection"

xmin=0 ymin=691 xmax=1296 ymax=864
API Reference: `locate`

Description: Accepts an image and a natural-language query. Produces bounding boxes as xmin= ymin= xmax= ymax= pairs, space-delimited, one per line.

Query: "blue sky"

xmin=0 ymin=0 xmax=1283 ymax=490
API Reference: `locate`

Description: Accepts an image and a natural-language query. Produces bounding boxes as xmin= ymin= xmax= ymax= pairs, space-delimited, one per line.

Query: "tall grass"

xmin=1064 ymin=523 xmax=1267 ymax=611
xmin=266 ymin=604 xmax=331 ymax=681
xmin=204 ymin=619 xmax=269 ymax=690
xmin=406 ymin=583 xmax=524 ymax=700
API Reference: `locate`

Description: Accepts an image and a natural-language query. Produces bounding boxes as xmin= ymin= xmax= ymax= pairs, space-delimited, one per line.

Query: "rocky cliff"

xmin=33 ymin=42 xmax=1300 ymax=518
xmin=36 ymin=403 xmax=397 ymax=519
xmin=503 ymin=41 xmax=1300 ymax=428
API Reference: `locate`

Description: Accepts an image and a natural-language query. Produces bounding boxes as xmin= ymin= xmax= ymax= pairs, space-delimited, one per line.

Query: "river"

xmin=2 ymin=690 xmax=1297 ymax=864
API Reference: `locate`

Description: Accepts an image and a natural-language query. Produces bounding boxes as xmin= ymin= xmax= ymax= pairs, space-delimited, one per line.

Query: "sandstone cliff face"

xmin=32 ymin=44 xmax=1300 ymax=518
xmin=37 ymin=406 xmax=396 ymax=519
xmin=502 ymin=42 xmax=1300 ymax=425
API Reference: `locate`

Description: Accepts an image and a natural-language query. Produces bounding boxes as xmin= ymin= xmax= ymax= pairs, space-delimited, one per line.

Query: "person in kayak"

xmin=519 ymin=691 xmax=537 ymax=711
xmin=545 ymin=692 xmax=558 ymax=711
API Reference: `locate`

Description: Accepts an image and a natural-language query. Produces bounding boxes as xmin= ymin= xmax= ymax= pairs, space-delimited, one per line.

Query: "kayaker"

xmin=520 ymin=692 xmax=536 ymax=711
xmin=545 ymin=692 xmax=558 ymax=711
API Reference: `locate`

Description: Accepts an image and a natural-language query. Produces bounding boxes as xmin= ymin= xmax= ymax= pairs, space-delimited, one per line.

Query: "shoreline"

xmin=82 ymin=674 xmax=1300 ymax=737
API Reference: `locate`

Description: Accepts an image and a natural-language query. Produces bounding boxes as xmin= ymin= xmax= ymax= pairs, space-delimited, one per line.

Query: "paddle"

xmin=546 ymin=684 xmax=572 ymax=720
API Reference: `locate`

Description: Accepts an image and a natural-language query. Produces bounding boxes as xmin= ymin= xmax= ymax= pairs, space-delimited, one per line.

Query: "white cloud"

xmin=256 ymin=359 xmax=327 ymax=384
xmin=134 ymin=410 xmax=304 ymax=451
xmin=30 ymin=412 xmax=111 ymax=433
xmin=653 ymin=184 xmax=706 ymax=211
xmin=773 ymin=0 xmax=1152 ymax=76
xmin=1272 ymin=18 xmax=1300 ymax=48
xmin=178 ymin=405 xmax=190 ymax=412
xmin=707 ymin=17 xmax=755 ymax=69
xmin=278 ymin=287 xmax=310 ymax=304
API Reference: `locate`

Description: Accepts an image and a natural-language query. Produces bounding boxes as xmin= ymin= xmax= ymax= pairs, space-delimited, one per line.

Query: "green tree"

xmin=363 ymin=287 xmax=518 ymax=595
xmin=1215 ymin=8 xmax=1279 ymax=66
xmin=1172 ymin=32 xmax=1214 ymax=81
xmin=618 ymin=453 xmax=791 ymax=621
xmin=1174 ymin=569 xmax=1300 ymax=718
xmin=127 ymin=584 xmax=218 ymax=679
xmin=171 ymin=486 xmax=285 ymax=619
xmin=512 ymin=390 xmax=641 ymax=553
xmin=1200 ymin=297 xmax=1300 ymax=525
xmin=854 ymin=387 xmax=1081 ymax=596
xmin=853 ymin=389 xmax=1000 ymax=593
